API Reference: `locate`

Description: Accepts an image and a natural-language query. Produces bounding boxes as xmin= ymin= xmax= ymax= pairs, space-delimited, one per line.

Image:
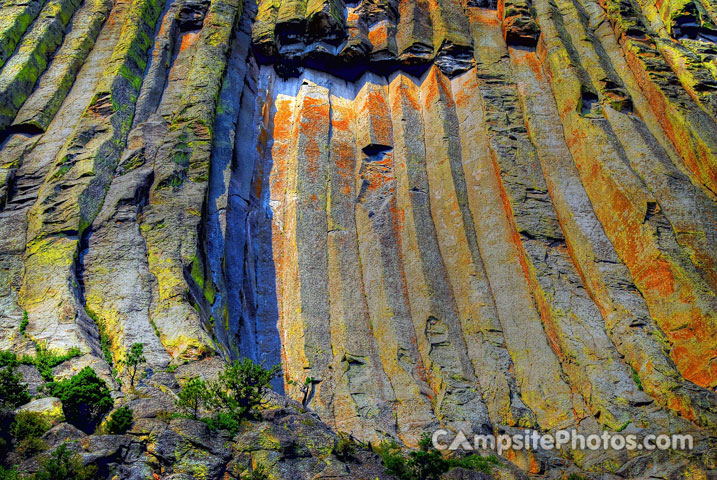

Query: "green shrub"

xmin=106 ymin=406 xmax=133 ymax=434
xmin=206 ymin=358 xmax=279 ymax=420
xmin=0 ymin=465 xmax=20 ymax=480
xmin=447 ymin=453 xmax=500 ymax=473
xmin=0 ymin=364 xmax=30 ymax=409
xmin=16 ymin=436 xmax=48 ymax=458
xmin=174 ymin=359 xmax=278 ymax=434
xmin=21 ymin=344 xmax=82 ymax=382
xmin=19 ymin=311 xmax=29 ymax=336
xmin=11 ymin=411 xmax=50 ymax=441
xmin=46 ymin=367 xmax=113 ymax=433
xmin=0 ymin=409 xmax=15 ymax=463
xmin=376 ymin=434 xmax=499 ymax=480
xmin=0 ymin=351 xmax=18 ymax=368
xmin=200 ymin=411 xmax=241 ymax=435
xmin=334 ymin=432 xmax=359 ymax=460
xmin=240 ymin=463 xmax=269 ymax=480
xmin=33 ymin=443 xmax=97 ymax=480
xmin=176 ymin=376 xmax=209 ymax=419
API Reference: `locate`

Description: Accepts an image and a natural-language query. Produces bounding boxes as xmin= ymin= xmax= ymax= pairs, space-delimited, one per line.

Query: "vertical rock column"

xmin=12 ymin=0 xmax=113 ymax=133
xmin=415 ymin=67 xmax=494 ymax=435
xmin=0 ymin=0 xmax=82 ymax=131
xmin=0 ymin=0 xmax=133 ymax=351
xmin=274 ymin=79 xmax=333 ymax=387
xmin=460 ymin=8 xmax=580 ymax=432
xmin=20 ymin=0 xmax=163 ymax=354
xmin=353 ymin=74 xmax=439 ymax=442
xmin=318 ymin=79 xmax=399 ymax=442
xmin=507 ymin=44 xmax=717 ymax=428
xmin=139 ymin=0 xmax=243 ymax=360
xmin=533 ymin=0 xmax=717 ymax=390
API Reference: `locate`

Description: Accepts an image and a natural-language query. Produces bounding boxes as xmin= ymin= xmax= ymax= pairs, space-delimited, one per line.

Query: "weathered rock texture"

xmin=0 ymin=0 xmax=716 ymax=476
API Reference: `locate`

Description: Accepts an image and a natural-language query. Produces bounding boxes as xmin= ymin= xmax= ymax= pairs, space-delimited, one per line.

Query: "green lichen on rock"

xmin=0 ymin=0 xmax=82 ymax=131
xmin=13 ymin=0 xmax=113 ymax=131
xmin=0 ymin=0 xmax=47 ymax=70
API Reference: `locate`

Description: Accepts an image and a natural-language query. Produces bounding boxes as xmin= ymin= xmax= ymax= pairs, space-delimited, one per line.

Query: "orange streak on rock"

xmin=179 ymin=32 xmax=199 ymax=52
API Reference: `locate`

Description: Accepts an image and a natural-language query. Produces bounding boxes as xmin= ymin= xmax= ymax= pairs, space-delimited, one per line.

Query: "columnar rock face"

xmin=0 ymin=0 xmax=716 ymax=476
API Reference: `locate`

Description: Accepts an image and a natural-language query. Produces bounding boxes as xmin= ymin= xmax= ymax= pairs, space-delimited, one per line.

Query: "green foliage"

xmin=19 ymin=311 xmax=29 ymax=336
xmin=0 ymin=465 xmax=20 ymax=480
xmin=631 ymin=367 xmax=643 ymax=391
xmin=20 ymin=344 xmax=82 ymax=382
xmin=206 ymin=358 xmax=279 ymax=420
xmin=376 ymin=434 xmax=499 ymax=480
xmin=166 ymin=364 xmax=178 ymax=373
xmin=11 ymin=411 xmax=50 ymax=441
xmin=46 ymin=367 xmax=113 ymax=433
xmin=16 ymin=436 xmax=48 ymax=459
xmin=122 ymin=343 xmax=145 ymax=387
xmin=33 ymin=443 xmax=97 ymax=480
xmin=418 ymin=432 xmax=432 ymax=451
xmin=174 ymin=359 xmax=278 ymax=434
xmin=176 ymin=376 xmax=210 ymax=419
xmin=447 ymin=453 xmax=500 ymax=473
xmin=240 ymin=463 xmax=269 ymax=480
xmin=0 ymin=351 xmax=18 ymax=368
xmin=200 ymin=411 xmax=241 ymax=435
xmin=106 ymin=406 xmax=133 ymax=434
xmin=0 ymin=363 xmax=30 ymax=409
xmin=0 ymin=409 xmax=15 ymax=463
xmin=568 ymin=474 xmax=588 ymax=480
xmin=334 ymin=432 xmax=359 ymax=460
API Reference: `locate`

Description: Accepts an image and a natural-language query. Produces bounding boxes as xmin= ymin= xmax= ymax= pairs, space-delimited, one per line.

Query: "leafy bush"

xmin=11 ymin=411 xmax=50 ymax=441
xmin=33 ymin=443 xmax=97 ymax=480
xmin=46 ymin=367 xmax=113 ymax=433
xmin=206 ymin=358 xmax=279 ymax=420
xmin=0 ymin=465 xmax=20 ymax=480
xmin=176 ymin=376 xmax=209 ymax=419
xmin=106 ymin=406 xmax=133 ymax=434
xmin=241 ymin=463 xmax=269 ymax=480
xmin=19 ymin=311 xmax=29 ymax=336
xmin=20 ymin=344 xmax=82 ymax=382
xmin=0 ymin=363 xmax=30 ymax=409
xmin=200 ymin=411 xmax=241 ymax=435
xmin=0 ymin=351 xmax=18 ymax=368
xmin=334 ymin=432 xmax=359 ymax=460
xmin=447 ymin=453 xmax=500 ymax=473
xmin=16 ymin=436 xmax=48 ymax=459
xmin=376 ymin=434 xmax=499 ymax=480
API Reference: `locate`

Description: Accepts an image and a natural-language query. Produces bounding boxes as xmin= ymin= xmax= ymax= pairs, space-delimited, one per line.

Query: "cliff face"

xmin=0 ymin=0 xmax=716 ymax=476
